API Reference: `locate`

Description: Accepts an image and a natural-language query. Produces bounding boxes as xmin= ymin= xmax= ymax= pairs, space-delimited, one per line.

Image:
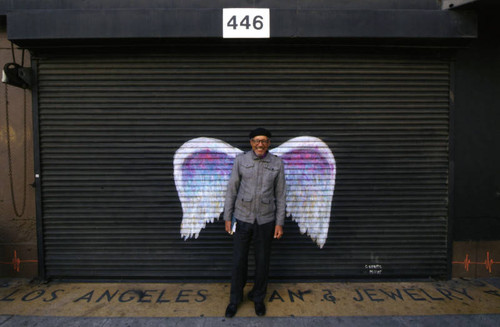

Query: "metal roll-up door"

xmin=36 ymin=45 xmax=450 ymax=280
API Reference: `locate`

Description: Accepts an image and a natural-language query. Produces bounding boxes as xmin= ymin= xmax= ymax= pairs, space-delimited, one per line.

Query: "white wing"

xmin=271 ymin=136 xmax=336 ymax=248
xmin=174 ymin=137 xmax=242 ymax=240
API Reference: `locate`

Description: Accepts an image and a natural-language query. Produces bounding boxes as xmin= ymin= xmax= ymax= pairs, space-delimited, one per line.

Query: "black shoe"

xmin=254 ymin=301 xmax=266 ymax=316
xmin=225 ymin=303 xmax=237 ymax=318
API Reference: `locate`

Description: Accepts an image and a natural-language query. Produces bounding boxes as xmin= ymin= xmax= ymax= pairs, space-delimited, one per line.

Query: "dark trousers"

xmin=230 ymin=219 xmax=275 ymax=304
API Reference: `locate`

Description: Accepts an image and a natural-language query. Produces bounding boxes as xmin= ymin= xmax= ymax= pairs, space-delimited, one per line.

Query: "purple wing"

xmin=174 ymin=137 xmax=242 ymax=239
xmin=271 ymin=136 xmax=336 ymax=248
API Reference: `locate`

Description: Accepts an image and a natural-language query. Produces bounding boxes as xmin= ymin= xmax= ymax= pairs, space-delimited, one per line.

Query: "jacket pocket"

xmin=235 ymin=195 xmax=253 ymax=218
xmin=259 ymin=196 xmax=276 ymax=217
xmin=240 ymin=162 xmax=255 ymax=179
xmin=263 ymin=164 xmax=279 ymax=179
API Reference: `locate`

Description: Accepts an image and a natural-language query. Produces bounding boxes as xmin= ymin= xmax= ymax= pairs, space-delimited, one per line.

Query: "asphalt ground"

xmin=1 ymin=278 xmax=499 ymax=326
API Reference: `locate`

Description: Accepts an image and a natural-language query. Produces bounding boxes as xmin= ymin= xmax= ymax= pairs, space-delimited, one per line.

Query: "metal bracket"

xmin=2 ymin=63 xmax=32 ymax=89
xmin=442 ymin=0 xmax=479 ymax=10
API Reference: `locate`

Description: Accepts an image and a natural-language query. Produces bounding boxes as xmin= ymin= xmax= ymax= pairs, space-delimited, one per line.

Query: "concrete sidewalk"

xmin=1 ymin=315 xmax=500 ymax=327
xmin=1 ymin=278 xmax=499 ymax=326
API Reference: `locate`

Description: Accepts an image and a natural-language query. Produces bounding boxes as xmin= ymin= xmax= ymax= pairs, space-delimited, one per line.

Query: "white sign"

xmin=223 ymin=8 xmax=270 ymax=38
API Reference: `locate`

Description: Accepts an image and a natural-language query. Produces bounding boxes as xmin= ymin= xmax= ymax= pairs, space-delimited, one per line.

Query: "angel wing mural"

xmin=173 ymin=136 xmax=336 ymax=248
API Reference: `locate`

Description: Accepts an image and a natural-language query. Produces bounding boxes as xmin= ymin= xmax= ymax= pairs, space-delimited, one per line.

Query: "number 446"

xmin=227 ymin=15 xmax=264 ymax=30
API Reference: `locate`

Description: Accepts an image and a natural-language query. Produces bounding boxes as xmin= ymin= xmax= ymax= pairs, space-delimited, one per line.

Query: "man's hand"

xmin=274 ymin=225 xmax=283 ymax=239
xmin=225 ymin=220 xmax=232 ymax=234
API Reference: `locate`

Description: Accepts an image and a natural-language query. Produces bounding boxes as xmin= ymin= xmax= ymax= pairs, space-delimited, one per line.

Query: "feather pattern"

xmin=174 ymin=137 xmax=242 ymax=239
xmin=174 ymin=136 xmax=335 ymax=248
xmin=271 ymin=136 xmax=336 ymax=248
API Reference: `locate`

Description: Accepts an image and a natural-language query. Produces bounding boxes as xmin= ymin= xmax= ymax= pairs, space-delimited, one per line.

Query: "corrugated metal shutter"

xmin=36 ymin=45 xmax=450 ymax=280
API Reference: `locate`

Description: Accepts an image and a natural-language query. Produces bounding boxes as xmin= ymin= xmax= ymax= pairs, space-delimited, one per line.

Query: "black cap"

xmin=249 ymin=127 xmax=272 ymax=139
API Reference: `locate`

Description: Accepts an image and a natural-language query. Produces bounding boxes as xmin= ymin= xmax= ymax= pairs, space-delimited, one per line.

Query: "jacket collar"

xmin=251 ymin=150 xmax=270 ymax=162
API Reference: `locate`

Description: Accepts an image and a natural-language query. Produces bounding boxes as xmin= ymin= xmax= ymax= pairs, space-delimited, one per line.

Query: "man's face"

xmin=250 ymin=135 xmax=271 ymax=157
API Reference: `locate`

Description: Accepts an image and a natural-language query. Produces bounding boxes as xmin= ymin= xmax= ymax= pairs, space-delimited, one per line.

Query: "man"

xmin=223 ymin=127 xmax=286 ymax=318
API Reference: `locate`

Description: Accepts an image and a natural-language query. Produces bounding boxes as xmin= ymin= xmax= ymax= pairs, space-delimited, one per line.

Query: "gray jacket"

xmin=223 ymin=151 xmax=286 ymax=226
